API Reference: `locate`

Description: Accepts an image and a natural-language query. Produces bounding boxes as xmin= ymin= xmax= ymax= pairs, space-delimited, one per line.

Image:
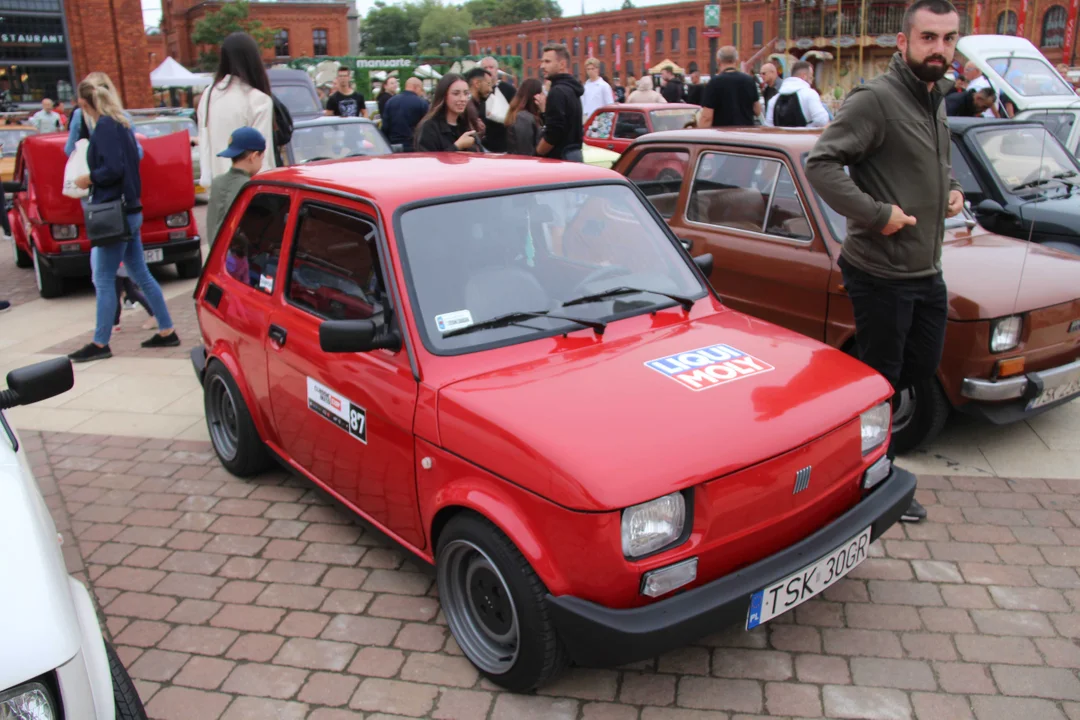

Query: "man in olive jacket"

xmin=806 ymin=0 xmax=965 ymax=524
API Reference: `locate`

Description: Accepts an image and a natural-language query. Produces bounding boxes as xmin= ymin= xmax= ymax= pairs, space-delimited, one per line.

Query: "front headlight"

xmin=622 ymin=492 xmax=687 ymax=558
xmin=860 ymin=402 xmax=891 ymax=455
xmin=165 ymin=212 xmax=190 ymax=228
xmin=50 ymin=224 xmax=77 ymax=240
xmin=0 ymin=682 xmax=56 ymax=719
xmin=990 ymin=315 xmax=1022 ymax=353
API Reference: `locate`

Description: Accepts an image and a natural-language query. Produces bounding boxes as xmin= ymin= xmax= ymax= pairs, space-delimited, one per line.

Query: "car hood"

xmin=0 ymin=427 xmax=81 ymax=689
xmin=943 ymin=222 xmax=1080 ymax=318
xmin=437 ymin=309 xmax=888 ymax=511
xmin=1018 ymin=189 xmax=1080 ymax=238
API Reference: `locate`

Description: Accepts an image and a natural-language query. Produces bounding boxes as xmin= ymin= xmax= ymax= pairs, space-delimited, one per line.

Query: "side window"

xmin=625 ymin=150 xmax=690 ymax=218
xmin=586 ymin=111 xmax=614 ymax=140
xmin=687 ymin=152 xmax=778 ymax=233
xmin=614 ymin=112 xmax=648 ymax=140
xmin=949 ymin=140 xmax=982 ymax=198
xmin=287 ymin=204 xmax=383 ymax=321
xmin=231 ymin=193 xmax=290 ymax=292
xmin=764 ymin=166 xmax=813 ymax=240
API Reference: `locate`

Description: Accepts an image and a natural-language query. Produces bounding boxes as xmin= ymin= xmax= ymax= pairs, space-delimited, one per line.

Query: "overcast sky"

xmin=143 ymin=0 xmax=686 ymax=32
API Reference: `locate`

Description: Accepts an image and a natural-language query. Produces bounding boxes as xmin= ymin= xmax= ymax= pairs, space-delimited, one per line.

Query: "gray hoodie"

xmin=805 ymin=53 xmax=962 ymax=280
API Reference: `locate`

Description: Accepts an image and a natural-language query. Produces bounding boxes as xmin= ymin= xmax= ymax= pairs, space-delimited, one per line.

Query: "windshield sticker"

xmin=645 ymin=344 xmax=774 ymax=391
xmin=306 ymin=377 xmax=367 ymax=443
xmin=435 ymin=310 xmax=474 ymax=334
xmin=259 ymin=274 xmax=274 ymax=293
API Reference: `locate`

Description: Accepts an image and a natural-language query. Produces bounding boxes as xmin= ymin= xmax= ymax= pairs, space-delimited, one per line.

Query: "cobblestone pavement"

xmin=23 ymin=428 xmax=1080 ymax=720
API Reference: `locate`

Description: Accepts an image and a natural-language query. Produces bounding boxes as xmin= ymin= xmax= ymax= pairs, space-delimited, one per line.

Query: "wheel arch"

xmin=204 ymin=344 xmax=276 ymax=445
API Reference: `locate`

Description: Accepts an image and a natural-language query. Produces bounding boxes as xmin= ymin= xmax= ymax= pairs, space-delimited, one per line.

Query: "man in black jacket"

xmin=537 ymin=44 xmax=584 ymax=161
xmin=382 ymin=77 xmax=429 ymax=151
xmin=660 ymin=66 xmax=684 ymax=103
xmin=479 ymin=56 xmax=516 ymax=152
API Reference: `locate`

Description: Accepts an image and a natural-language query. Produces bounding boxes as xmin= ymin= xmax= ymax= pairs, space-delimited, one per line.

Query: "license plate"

xmin=747 ymin=526 xmax=871 ymax=630
xmin=1027 ymin=375 xmax=1080 ymax=410
xmin=144 ymin=248 xmax=164 ymax=263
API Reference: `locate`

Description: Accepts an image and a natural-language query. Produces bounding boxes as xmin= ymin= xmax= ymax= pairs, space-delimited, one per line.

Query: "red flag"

xmin=645 ymin=36 xmax=651 ymax=67
xmin=973 ymin=2 xmax=983 ymax=33
xmin=1066 ymin=0 xmax=1080 ymax=63
xmin=588 ymin=41 xmax=595 ymax=58
xmin=1018 ymin=0 xmax=1028 ymax=36
xmin=615 ymin=37 xmax=622 ymax=73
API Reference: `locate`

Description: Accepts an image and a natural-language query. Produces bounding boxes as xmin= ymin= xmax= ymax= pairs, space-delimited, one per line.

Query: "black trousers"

xmin=838 ymin=255 xmax=948 ymax=396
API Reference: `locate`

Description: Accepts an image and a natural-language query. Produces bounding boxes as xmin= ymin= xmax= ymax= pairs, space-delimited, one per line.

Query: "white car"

xmin=0 ymin=357 xmax=147 ymax=719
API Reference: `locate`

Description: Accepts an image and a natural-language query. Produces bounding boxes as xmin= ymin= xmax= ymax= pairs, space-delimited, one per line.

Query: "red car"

xmin=191 ymin=154 xmax=914 ymax=691
xmin=9 ymin=131 xmax=202 ymax=298
xmin=584 ymin=103 xmax=700 ymax=154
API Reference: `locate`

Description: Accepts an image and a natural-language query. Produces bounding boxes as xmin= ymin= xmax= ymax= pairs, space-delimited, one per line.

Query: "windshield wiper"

xmin=1053 ymin=170 xmax=1078 ymax=180
xmin=442 ymin=309 xmax=606 ymax=339
xmin=1011 ymin=177 xmax=1057 ymax=191
xmin=561 ymin=286 xmax=695 ymax=312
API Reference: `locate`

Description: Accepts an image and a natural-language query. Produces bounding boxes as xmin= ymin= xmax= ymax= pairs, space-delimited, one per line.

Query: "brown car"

xmin=615 ymin=128 xmax=1080 ymax=452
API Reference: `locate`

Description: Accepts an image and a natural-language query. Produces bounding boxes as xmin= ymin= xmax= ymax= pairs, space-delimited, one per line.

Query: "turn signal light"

xmin=997 ymin=357 xmax=1026 ymax=378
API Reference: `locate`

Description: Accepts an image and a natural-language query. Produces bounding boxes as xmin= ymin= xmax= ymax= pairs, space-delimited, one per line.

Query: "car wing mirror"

xmin=1 ymin=357 xmax=74 ymax=409
xmin=693 ymin=252 xmax=713 ymax=276
xmin=975 ymin=198 xmax=1010 ymax=217
xmin=2 ymin=180 xmax=24 ymax=193
xmin=319 ymin=319 xmax=401 ymax=353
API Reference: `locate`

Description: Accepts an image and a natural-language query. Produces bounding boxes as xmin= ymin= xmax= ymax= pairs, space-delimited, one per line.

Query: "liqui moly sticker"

xmin=306 ymin=377 xmax=367 ymax=443
xmin=645 ymin=343 xmax=774 ymax=391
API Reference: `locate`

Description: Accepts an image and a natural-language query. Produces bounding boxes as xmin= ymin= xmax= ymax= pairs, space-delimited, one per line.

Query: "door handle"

xmin=268 ymin=324 xmax=287 ymax=346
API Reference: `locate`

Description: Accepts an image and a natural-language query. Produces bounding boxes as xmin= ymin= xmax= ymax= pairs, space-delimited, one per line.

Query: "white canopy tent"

xmin=150 ymin=57 xmax=212 ymax=89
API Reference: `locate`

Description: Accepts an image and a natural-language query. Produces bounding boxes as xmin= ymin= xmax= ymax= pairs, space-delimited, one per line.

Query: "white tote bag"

xmin=486 ymin=87 xmax=511 ymax=125
xmin=62 ymin=138 xmax=90 ymax=199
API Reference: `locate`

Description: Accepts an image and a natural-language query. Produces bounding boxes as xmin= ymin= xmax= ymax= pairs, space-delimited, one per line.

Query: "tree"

xmin=463 ymin=0 xmax=562 ymax=28
xmin=620 ymin=0 xmax=634 ymax=8
xmin=362 ymin=1 xmax=414 ymax=54
xmin=418 ymin=5 xmax=474 ymax=55
xmin=191 ymin=0 xmax=274 ymax=71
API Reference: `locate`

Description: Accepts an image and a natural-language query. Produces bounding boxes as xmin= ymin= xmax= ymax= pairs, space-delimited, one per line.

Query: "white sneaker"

xmin=123 ymin=300 xmax=136 ymax=311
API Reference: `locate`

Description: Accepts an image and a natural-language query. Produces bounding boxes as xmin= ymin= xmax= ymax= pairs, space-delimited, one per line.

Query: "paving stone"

xmin=712 ymin=649 xmax=793 ymax=681
xmin=273 ymin=638 xmax=356 ymax=672
xmin=222 ymin=663 xmax=308 ymax=700
xmin=822 ymin=685 xmax=912 ymax=720
xmin=969 ymin=696 xmax=1067 ymax=720
xmin=935 ymin=662 xmax=998 ymax=695
xmin=851 ymin=658 xmax=937 ymax=690
xmin=350 ymin=678 xmax=439 ymax=717
xmin=297 ymin=672 xmax=359 ymax=707
xmin=619 ymin=671 xmax=677 ymax=706
xmin=173 ymin=656 xmax=236 ymax=690
xmin=677 ymin=677 xmax=763 ymax=713
xmin=145 ymin=686 xmax=232 ymax=720
xmin=991 ymin=664 xmax=1080 ymax=700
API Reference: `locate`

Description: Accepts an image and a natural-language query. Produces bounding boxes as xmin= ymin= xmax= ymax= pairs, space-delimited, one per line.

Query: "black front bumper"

xmin=40 ymin=237 xmax=202 ymax=278
xmin=546 ymin=465 xmax=917 ymax=667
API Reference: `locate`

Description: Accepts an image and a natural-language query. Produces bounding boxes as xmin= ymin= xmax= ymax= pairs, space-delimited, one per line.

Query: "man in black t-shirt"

xmin=326 ymin=66 xmax=367 ymax=118
xmin=698 ymin=46 xmax=761 ymax=127
xmin=945 ymin=86 xmax=996 ymax=117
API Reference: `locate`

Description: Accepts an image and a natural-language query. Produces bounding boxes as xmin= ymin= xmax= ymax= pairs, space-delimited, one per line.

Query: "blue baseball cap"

xmin=217 ymin=127 xmax=266 ymax=158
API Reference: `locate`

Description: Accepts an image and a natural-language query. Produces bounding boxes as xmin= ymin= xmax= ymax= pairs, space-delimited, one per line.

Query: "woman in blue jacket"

xmin=67 ymin=76 xmax=178 ymax=363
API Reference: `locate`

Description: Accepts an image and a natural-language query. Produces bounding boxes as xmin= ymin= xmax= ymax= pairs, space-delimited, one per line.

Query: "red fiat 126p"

xmin=191 ymin=154 xmax=916 ymax=691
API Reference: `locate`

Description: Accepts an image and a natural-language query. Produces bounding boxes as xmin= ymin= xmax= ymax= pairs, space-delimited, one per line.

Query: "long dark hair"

xmin=215 ymin=32 xmax=272 ymax=96
xmin=505 ymin=78 xmax=542 ymax=128
xmin=415 ymin=73 xmax=469 ymax=145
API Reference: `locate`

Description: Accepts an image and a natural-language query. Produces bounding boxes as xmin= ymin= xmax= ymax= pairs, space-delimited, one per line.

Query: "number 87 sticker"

xmin=349 ymin=404 xmax=368 ymax=443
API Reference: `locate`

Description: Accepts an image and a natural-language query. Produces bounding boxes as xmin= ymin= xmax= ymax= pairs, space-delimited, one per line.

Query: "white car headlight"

xmin=0 ymin=682 xmax=56 ymax=719
xmin=990 ymin=315 xmax=1022 ymax=353
xmin=622 ymin=492 xmax=686 ymax=558
xmin=860 ymin=402 xmax=891 ymax=455
xmin=50 ymin=224 xmax=77 ymax=240
xmin=165 ymin=211 xmax=190 ymax=228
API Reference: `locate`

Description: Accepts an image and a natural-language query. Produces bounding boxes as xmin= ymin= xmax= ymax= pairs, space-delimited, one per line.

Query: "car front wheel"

xmin=33 ymin=247 xmax=63 ymax=298
xmin=106 ymin=641 xmax=148 ymax=719
xmin=436 ymin=513 xmax=568 ymax=692
xmin=203 ymin=361 xmax=271 ymax=477
xmin=891 ymin=376 xmax=950 ymax=454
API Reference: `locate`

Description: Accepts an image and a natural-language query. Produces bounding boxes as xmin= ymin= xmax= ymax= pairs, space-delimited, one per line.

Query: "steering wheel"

xmin=1019 ymin=164 xmax=1051 ymax=186
xmin=572 ymin=265 xmax=630 ymax=294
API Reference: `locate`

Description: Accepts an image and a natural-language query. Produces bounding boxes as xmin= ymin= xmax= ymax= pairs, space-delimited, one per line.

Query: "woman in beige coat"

xmin=627 ymin=75 xmax=667 ymax=104
xmin=197 ymin=32 xmax=276 ymax=188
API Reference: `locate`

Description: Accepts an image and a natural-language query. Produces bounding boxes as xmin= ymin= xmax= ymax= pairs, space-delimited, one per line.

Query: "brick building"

xmin=977 ymin=0 xmax=1074 ymax=64
xmin=0 ymin=0 xmax=151 ymax=109
xmin=160 ymin=0 xmax=352 ymax=69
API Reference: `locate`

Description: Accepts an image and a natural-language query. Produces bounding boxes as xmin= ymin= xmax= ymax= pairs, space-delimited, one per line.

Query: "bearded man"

xmin=805 ymin=0 xmax=965 ymax=523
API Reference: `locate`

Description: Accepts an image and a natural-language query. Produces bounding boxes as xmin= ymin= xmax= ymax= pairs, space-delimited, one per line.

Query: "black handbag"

xmin=84 ymin=199 xmax=131 ymax=247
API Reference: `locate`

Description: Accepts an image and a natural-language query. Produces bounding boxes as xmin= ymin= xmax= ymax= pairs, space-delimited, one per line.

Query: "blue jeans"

xmin=90 ymin=213 xmax=174 ymax=346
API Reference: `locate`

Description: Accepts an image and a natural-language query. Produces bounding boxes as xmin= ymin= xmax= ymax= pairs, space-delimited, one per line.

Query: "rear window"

xmin=988 ymin=56 xmax=1074 ymax=97
xmin=274 ymin=84 xmax=320 ymax=117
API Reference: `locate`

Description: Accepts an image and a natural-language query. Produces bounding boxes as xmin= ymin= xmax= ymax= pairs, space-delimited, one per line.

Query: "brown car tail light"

xmin=996 ymin=357 xmax=1026 ymax=378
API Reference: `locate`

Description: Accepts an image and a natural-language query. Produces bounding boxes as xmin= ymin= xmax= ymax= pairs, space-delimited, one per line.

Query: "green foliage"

xmin=620 ymin=0 xmax=634 ymax=8
xmin=191 ymin=0 xmax=275 ymax=71
xmin=464 ymin=0 xmax=563 ymax=28
xmin=418 ymin=5 xmax=474 ymax=55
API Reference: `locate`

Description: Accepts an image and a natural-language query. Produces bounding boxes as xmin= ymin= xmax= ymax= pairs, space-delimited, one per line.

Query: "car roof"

xmin=294 ymin=116 xmax=377 ymax=128
xmin=601 ymin=103 xmax=699 ymax=112
xmin=268 ymin=68 xmax=313 ymax=83
xmin=257 ymin=154 xmax=622 ymax=207
xmin=636 ymin=126 xmax=822 ymax=154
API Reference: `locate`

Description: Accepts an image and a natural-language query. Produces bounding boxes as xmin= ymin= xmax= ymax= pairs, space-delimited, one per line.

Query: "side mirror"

xmin=2 ymin=180 xmax=23 ymax=193
xmin=975 ymin=198 xmax=1010 ymax=217
xmin=1 ymin=357 xmax=74 ymax=410
xmin=693 ymin=252 xmax=714 ymax=276
xmin=319 ymin=319 xmax=401 ymax=353
xmin=391 ymin=143 xmax=405 ymax=154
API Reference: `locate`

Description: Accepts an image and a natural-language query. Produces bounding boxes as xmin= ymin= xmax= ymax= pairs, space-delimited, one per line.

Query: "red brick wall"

xmin=66 ymin=0 xmax=154 ymax=108
xmin=146 ymin=32 xmax=169 ymax=70
xmin=977 ymin=1 xmax=1070 ymax=64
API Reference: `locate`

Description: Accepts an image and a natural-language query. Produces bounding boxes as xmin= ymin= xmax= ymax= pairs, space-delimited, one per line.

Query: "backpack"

xmin=271 ymin=94 xmax=293 ymax=147
xmin=774 ymin=92 xmax=808 ymax=128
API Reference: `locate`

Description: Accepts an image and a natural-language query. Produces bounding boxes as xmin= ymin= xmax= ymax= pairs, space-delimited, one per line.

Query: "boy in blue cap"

xmin=206 ymin=126 xmax=266 ymax=247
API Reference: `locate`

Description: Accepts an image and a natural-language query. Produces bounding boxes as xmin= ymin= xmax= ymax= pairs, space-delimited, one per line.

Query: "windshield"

xmin=988 ymin=56 xmax=1075 ymax=97
xmin=274 ymin=84 xmax=320 ymax=117
xmin=135 ymin=120 xmax=196 ymax=139
xmin=291 ymin=122 xmax=390 ymax=163
xmin=650 ymin=109 xmax=698 ymax=132
xmin=974 ymin=126 xmax=1078 ymax=192
xmin=397 ymin=184 xmax=706 ymax=354
xmin=0 ymin=128 xmax=33 ymax=157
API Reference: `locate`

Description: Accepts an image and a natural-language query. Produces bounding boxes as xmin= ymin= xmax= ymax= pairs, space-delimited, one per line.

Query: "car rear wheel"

xmin=176 ymin=251 xmax=203 ymax=279
xmin=204 ymin=361 xmax=271 ymax=477
xmin=33 ymin=246 xmax=63 ymax=298
xmin=106 ymin=641 xmax=148 ymax=719
xmin=436 ymin=513 xmax=568 ymax=692
xmin=891 ymin=376 xmax=950 ymax=454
